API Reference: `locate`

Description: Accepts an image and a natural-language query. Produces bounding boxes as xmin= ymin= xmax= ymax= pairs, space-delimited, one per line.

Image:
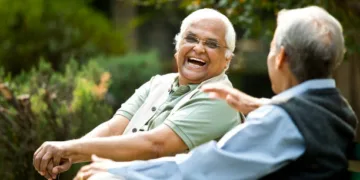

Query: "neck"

xmin=279 ymin=75 xmax=300 ymax=93
xmin=178 ymin=78 xmax=189 ymax=86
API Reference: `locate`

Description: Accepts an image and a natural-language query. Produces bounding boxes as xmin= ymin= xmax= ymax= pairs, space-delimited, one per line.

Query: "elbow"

xmin=141 ymin=132 xmax=166 ymax=159
xmin=150 ymin=141 xmax=166 ymax=159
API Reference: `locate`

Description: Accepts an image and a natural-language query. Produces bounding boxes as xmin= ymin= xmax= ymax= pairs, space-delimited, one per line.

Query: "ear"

xmin=225 ymin=52 xmax=233 ymax=62
xmin=224 ymin=54 xmax=232 ymax=69
xmin=275 ymin=46 xmax=286 ymax=69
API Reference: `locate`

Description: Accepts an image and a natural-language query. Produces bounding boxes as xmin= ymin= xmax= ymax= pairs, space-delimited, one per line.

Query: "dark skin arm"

xmin=33 ymin=124 xmax=187 ymax=179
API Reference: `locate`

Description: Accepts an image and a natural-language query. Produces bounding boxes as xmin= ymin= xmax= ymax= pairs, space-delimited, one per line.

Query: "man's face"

xmin=175 ymin=18 xmax=230 ymax=85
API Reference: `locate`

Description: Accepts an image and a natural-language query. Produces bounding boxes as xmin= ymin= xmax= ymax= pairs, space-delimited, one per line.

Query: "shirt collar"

xmin=171 ymin=77 xmax=198 ymax=93
xmin=272 ymin=79 xmax=336 ymax=102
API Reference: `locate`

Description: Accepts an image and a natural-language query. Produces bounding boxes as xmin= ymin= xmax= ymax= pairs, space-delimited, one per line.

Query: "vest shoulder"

xmin=149 ymin=73 xmax=178 ymax=87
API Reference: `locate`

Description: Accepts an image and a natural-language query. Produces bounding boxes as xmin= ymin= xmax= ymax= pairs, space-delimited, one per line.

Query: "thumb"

xmin=52 ymin=160 xmax=71 ymax=174
xmin=92 ymin=154 xmax=112 ymax=162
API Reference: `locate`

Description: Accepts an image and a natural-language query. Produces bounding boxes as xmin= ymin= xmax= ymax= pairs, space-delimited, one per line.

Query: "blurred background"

xmin=0 ymin=0 xmax=359 ymax=179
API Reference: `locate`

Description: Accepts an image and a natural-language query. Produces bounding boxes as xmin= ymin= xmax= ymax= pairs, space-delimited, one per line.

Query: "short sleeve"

xmin=164 ymin=92 xmax=241 ymax=149
xmin=114 ymin=79 xmax=151 ymax=120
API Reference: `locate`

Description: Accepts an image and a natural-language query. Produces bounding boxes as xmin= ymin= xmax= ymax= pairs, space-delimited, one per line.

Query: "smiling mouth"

xmin=187 ymin=57 xmax=207 ymax=66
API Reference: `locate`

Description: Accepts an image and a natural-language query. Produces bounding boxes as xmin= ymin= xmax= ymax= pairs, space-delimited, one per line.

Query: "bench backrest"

xmin=349 ymin=142 xmax=360 ymax=179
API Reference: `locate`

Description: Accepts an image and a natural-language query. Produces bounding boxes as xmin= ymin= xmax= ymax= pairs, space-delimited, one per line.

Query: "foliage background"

xmin=0 ymin=0 xmax=126 ymax=75
xmin=0 ymin=0 xmax=359 ymax=179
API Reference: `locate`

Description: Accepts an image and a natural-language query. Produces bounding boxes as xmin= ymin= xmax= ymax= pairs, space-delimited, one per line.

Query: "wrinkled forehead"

xmin=184 ymin=18 xmax=227 ymax=41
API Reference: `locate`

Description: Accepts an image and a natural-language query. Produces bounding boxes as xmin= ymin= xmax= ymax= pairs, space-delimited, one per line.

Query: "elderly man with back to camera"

xmin=33 ymin=8 xmax=246 ymax=180
xmin=73 ymin=6 xmax=358 ymax=180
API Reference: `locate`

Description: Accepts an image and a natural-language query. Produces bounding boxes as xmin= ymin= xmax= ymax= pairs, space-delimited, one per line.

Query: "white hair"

xmin=274 ymin=6 xmax=345 ymax=82
xmin=174 ymin=8 xmax=236 ymax=59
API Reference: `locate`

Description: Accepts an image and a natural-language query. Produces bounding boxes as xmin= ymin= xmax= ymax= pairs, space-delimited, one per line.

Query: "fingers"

xmin=50 ymin=156 xmax=61 ymax=179
xmin=82 ymin=170 xmax=94 ymax=180
xmin=74 ymin=172 xmax=90 ymax=180
xmin=91 ymin=154 xmax=101 ymax=162
xmin=48 ymin=160 xmax=60 ymax=179
xmin=35 ymin=158 xmax=53 ymax=180
xmin=226 ymin=94 xmax=255 ymax=114
xmin=53 ymin=159 xmax=72 ymax=174
xmin=74 ymin=165 xmax=91 ymax=180
xmin=201 ymin=84 xmax=241 ymax=101
xmin=34 ymin=146 xmax=43 ymax=160
xmin=43 ymin=172 xmax=53 ymax=180
xmin=39 ymin=152 xmax=52 ymax=173
xmin=201 ymin=84 xmax=229 ymax=98
xmin=74 ymin=163 xmax=107 ymax=180
xmin=53 ymin=155 xmax=61 ymax=167
xmin=46 ymin=160 xmax=54 ymax=179
xmin=34 ymin=142 xmax=68 ymax=179
xmin=34 ymin=146 xmax=47 ymax=172
xmin=207 ymin=92 xmax=223 ymax=99
xmin=226 ymin=95 xmax=242 ymax=111
xmin=73 ymin=171 xmax=82 ymax=180
xmin=224 ymin=88 xmax=242 ymax=101
xmin=203 ymin=83 xmax=259 ymax=114
xmin=91 ymin=154 xmax=112 ymax=162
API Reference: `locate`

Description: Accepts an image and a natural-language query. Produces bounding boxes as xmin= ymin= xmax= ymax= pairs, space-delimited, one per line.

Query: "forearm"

xmin=64 ymin=132 xmax=162 ymax=163
xmin=61 ymin=122 xmax=114 ymax=164
xmin=65 ymin=116 xmax=130 ymax=163
xmin=81 ymin=121 xmax=114 ymax=139
xmin=82 ymin=116 xmax=130 ymax=139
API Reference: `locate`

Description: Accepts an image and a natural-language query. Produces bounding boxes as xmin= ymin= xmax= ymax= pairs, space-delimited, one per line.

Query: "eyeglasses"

xmin=183 ymin=34 xmax=227 ymax=50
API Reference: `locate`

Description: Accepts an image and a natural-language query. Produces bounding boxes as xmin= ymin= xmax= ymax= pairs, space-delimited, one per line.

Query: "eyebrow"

xmin=206 ymin=38 xmax=219 ymax=43
xmin=186 ymin=32 xmax=196 ymax=36
xmin=186 ymin=32 xmax=219 ymax=42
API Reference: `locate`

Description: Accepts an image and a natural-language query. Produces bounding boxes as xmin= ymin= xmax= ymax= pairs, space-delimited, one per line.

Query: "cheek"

xmin=179 ymin=45 xmax=193 ymax=55
xmin=267 ymin=51 xmax=276 ymax=69
xmin=176 ymin=50 xmax=183 ymax=60
xmin=209 ymin=51 xmax=226 ymax=66
xmin=267 ymin=53 xmax=276 ymax=80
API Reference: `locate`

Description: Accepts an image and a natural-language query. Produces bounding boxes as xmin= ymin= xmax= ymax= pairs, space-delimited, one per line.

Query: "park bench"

xmin=349 ymin=142 xmax=360 ymax=180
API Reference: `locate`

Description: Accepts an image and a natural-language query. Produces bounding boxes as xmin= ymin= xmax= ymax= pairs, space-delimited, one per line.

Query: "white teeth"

xmin=189 ymin=57 xmax=206 ymax=63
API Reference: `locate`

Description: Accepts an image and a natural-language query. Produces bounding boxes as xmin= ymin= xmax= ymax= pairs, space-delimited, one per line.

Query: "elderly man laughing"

xmin=33 ymin=8 xmax=242 ymax=180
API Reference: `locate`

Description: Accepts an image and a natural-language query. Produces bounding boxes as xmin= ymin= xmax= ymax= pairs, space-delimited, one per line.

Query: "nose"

xmin=193 ymin=41 xmax=206 ymax=54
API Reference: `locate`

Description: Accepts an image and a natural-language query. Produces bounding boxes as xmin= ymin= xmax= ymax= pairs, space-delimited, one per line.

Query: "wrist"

xmin=244 ymin=97 xmax=268 ymax=114
xmin=64 ymin=139 xmax=94 ymax=163
xmin=62 ymin=140 xmax=79 ymax=159
xmin=257 ymin=98 xmax=271 ymax=105
xmin=247 ymin=97 xmax=261 ymax=108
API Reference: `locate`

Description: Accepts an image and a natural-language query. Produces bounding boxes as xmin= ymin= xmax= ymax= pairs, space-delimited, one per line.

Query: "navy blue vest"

xmin=261 ymin=88 xmax=357 ymax=180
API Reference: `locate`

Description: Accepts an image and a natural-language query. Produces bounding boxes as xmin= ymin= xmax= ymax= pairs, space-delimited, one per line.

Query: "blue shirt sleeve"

xmin=108 ymin=105 xmax=305 ymax=180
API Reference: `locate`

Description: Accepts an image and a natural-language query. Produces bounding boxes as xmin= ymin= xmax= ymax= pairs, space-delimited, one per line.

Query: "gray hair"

xmin=174 ymin=8 xmax=236 ymax=59
xmin=275 ymin=6 xmax=345 ymax=82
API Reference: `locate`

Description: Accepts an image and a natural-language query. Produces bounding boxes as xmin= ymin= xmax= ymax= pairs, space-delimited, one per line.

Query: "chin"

xmin=180 ymin=71 xmax=207 ymax=84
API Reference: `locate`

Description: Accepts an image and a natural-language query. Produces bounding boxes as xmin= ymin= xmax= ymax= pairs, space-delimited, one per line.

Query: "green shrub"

xmin=94 ymin=50 xmax=163 ymax=109
xmin=0 ymin=51 xmax=163 ymax=179
xmin=0 ymin=0 xmax=127 ymax=75
xmin=0 ymin=59 xmax=113 ymax=180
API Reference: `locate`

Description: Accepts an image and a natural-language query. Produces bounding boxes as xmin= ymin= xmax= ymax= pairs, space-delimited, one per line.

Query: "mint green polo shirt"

xmin=116 ymin=77 xmax=241 ymax=150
